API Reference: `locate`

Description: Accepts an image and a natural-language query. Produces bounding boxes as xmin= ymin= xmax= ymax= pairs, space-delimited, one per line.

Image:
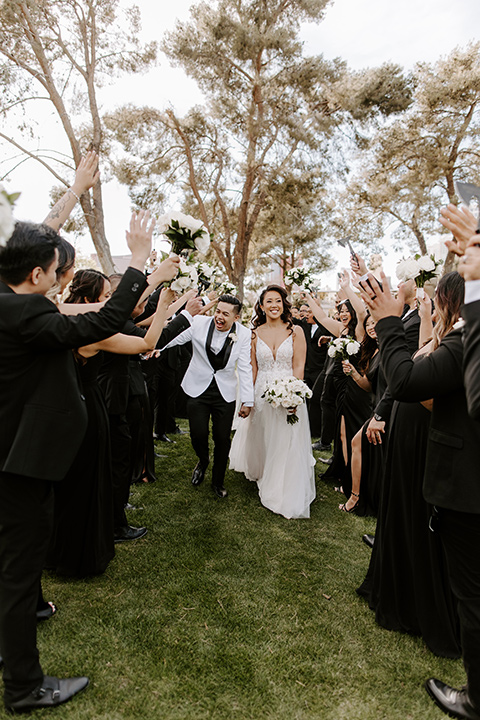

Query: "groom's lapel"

xmin=222 ymin=322 xmax=236 ymax=368
xmin=205 ymin=320 xmax=237 ymax=372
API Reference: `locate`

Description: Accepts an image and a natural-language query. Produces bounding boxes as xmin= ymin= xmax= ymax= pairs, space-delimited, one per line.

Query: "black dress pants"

xmin=0 ymin=472 xmax=53 ymax=704
xmin=187 ymin=380 xmax=235 ymax=488
xmin=438 ymin=507 xmax=480 ymax=710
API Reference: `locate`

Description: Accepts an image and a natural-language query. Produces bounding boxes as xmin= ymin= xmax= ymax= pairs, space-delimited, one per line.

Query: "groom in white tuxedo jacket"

xmin=163 ymin=295 xmax=254 ymax=497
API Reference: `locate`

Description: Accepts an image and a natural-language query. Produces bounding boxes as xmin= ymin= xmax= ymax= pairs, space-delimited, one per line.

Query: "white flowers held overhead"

xmin=169 ymin=259 xmax=199 ymax=294
xmin=285 ymin=266 xmax=314 ymax=292
xmin=158 ymin=210 xmax=210 ymax=257
xmin=395 ymin=253 xmax=442 ymax=288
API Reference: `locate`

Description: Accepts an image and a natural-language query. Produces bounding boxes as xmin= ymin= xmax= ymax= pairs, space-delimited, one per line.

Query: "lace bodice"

xmin=255 ymin=334 xmax=294 ymax=402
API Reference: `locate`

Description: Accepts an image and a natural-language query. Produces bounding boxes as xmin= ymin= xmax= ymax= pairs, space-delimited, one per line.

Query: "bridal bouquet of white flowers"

xmin=396 ymin=254 xmax=442 ymax=289
xmin=285 ymin=267 xmax=314 ymax=291
xmin=0 ymin=185 xmax=20 ymax=248
xmin=169 ymin=258 xmax=199 ymax=293
xmin=261 ymin=376 xmax=312 ymax=425
xmin=157 ymin=210 xmax=210 ymax=257
xmin=327 ymin=336 xmax=360 ymax=360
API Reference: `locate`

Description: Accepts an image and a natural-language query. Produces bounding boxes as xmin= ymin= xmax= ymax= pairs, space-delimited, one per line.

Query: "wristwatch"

xmin=373 ymin=413 xmax=383 ymax=422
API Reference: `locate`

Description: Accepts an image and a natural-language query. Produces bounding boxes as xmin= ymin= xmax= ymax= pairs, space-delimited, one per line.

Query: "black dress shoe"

xmin=172 ymin=426 xmax=187 ymax=435
xmin=312 ymin=441 xmax=331 ymax=451
xmin=114 ymin=526 xmax=148 ymax=543
xmin=212 ymin=484 xmax=228 ymax=498
xmin=362 ymin=534 xmax=375 ymax=549
xmin=425 ymin=678 xmax=480 ymax=719
xmin=191 ymin=462 xmax=206 ymax=486
xmin=319 ymin=456 xmax=333 ymax=465
xmin=5 ymin=675 xmax=89 ymax=714
xmin=155 ymin=433 xmax=175 ymax=443
xmin=36 ymin=601 xmax=57 ymax=622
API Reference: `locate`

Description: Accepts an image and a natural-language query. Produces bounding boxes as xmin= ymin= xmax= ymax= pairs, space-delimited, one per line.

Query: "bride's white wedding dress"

xmin=229 ymin=334 xmax=316 ymax=519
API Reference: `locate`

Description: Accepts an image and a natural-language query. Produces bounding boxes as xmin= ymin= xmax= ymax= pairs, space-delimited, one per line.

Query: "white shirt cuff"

xmin=464 ymin=279 xmax=480 ymax=305
xmin=181 ymin=309 xmax=193 ymax=322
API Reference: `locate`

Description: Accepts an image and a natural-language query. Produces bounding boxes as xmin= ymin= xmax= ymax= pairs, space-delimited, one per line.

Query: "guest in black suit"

xmin=295 ymin=303 xmax=330 ymax=438
xmin=359 ymin=270 xmax=480 ymax=720
xmin=0 ymin=216 xmax=178 ymax=713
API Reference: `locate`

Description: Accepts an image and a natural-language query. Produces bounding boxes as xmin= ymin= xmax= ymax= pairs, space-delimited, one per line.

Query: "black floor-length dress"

xmin=47 ymin=353 xmax=115 ymax=576
xmin=357 ymin=393 xmax=461 ymax=658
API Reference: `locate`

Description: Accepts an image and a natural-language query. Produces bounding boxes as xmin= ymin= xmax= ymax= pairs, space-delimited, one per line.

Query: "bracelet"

xmin=68 ymin=187 xmax=81 ymax=202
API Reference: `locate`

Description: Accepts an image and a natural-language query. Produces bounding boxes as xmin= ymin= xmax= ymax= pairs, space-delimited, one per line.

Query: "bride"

xmin=229 ymin=285 xmax=316 ymax=519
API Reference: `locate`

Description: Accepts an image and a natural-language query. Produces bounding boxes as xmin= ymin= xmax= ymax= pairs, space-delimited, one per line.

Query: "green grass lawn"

xmin=12 ymin=425 xmax=464 ymax=720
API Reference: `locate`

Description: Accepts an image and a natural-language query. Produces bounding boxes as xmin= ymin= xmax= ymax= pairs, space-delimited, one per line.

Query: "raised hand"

xmin=185 ymin=295 xmax=204 ymax=316
xmin=440 ymin=204 xmax=478 ymax=257
xmin=126 ymin=210 xmax=156 ymax=270
xmin=458 ymin=237 xmax=480 ymax=282
xmin=71 ymin=151 xmax=100 ymax=196
xmin=350 ymin=252 xmax=367 ymax=277
xmin=357 ymin=272 xmax=404 ymax=322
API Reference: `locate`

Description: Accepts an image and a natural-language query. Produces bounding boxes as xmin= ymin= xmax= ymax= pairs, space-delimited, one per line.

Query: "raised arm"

xmin=339 ymin=269 xmax=367 ymax=338
xmin=440 ymin=204 xmax=478 ymax=257
xmin=78 ymin=287 xmax=176 ymax=357
xmin=44 ymin=151 xmax=100 ymax=231
xmin=302 ymin=293 xmax=343 ymax=337
xmin=418 ymin=289 xmax=434 ymax=348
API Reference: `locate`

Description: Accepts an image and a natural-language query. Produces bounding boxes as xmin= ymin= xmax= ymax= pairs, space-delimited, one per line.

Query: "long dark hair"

xmin=56 ymin=237 xmax=75 ymax=281
xmin=252 ymin=285 xmax=293 ymax=331
xmin=337 ymin=299 xmax=357 ymax=338
xmin=65 ymin=268 xmax=109 ymax=304
xmin=358 ymin=313 xmax=378 ymax=374
xmin=432 ymin=271 xmax=465 ymax=350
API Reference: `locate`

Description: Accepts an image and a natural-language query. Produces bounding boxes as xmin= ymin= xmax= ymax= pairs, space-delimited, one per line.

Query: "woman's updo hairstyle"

xmin=65 ymin=268 xmax=109 ymax=304
xmin=252 ymin=284 xmax=293 ymax=331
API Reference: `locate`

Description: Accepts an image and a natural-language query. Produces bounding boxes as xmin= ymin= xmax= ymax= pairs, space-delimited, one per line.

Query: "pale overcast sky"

xmin=5 ymin=0 xmax=480 ymax=279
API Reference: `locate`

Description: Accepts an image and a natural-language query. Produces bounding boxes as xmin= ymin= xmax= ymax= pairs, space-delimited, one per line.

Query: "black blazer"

xmin=0 ymin=267 xmax=147 ymax=482
xmin=376 ymin=315 xmax=480 ymax=513
xmin=295 ymin=319 xmax=329 ymax=384
xmin=462 ymin=300 xmax=480 ymax=421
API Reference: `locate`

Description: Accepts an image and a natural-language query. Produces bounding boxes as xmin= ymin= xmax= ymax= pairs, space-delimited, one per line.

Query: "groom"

xmin=163 ymin=294 xmax=254 ymax=497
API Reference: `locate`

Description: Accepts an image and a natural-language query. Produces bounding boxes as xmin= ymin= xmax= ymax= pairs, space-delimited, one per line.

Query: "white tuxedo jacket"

xmin=163 ymin=314 xmax=254 ymax=404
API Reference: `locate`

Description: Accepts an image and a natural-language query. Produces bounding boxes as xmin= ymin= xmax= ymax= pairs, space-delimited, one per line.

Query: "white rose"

xmin=0 ymin=191 xmax=15 ymax=248
xmin=194 ymin=229 xmax=210 ymax=255
xmin=346 ymin=341 xmax=360 ymax=356
xmin=327 ymin=345 xmax=336 ymax=358
xmin=181 ymin=213 xmax=204 ymax=234
xmin=400 ymin=258 xmax=421 ymax=281
xmin=417 ymin=255 xmax=435 ymax=272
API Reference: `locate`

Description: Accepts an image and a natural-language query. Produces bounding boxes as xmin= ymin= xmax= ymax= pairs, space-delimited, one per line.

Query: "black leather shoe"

xmin=36 ymin=601 xmax=57 ymax=622
xmin=172 ymin=426 xmax=187 ymax=435
xmin=362 ymin=534 xmax=375 ymax=549
xmin=319 ymin=456 xmax=333 ymax=465
xmin=114 ymin=526 xmax=147 ymax=543
xmin=212 ymin=484 xmax=228 ymax=498
xmin=191 ymin=462 xmax=206 ymax=486
xmin=312 ymin=441 xmax=331 ymax=451
xmin=425 ymin=678 xmax=480 ymax=719
xmin=154 ymin=433 xmax=175 ymax=443
xmin=5 ymin=675 xmax=89 ymax=714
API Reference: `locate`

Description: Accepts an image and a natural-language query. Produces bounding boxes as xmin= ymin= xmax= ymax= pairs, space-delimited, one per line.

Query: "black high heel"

xmin=339 ymin=491 xmax=359 ymax=513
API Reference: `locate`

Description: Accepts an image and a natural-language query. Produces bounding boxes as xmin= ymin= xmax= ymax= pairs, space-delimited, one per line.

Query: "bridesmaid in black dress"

xmin=357 ymin=272 xmax=464 ymax=658
xmin=48 ymin=269 xmax=174 ymax=576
